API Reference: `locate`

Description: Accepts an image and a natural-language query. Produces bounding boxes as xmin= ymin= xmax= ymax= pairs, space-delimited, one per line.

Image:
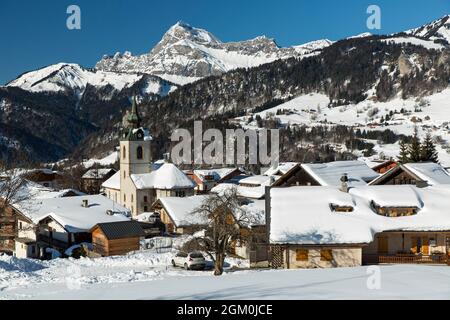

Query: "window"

xmin=123 ymin=170 xmax=126 ymax=179
xmin=175 ymin=190 xmax=186 ymax=197
xmin=131 ymin=194 xmax=134 ymax=202
xmin=144 ymin=206 xmax=148 ymax=212
xmin=320 ymin=249 xmax=333 ymax=262
xmin=19 ymin=222 xmax=22 ymax=229
xmin=296 ymin=249 xmax=309 ymax=261
xmin=329 ymin=204 xmax=354 ymax=213
xmin=122 ymin=146 xmax=126 ymax=159
xmin=137 ymin=146 xmax=143 ymax=160
xmin=144 ymin=196 xmax=148 ymax=203
xmin=124 ymin=194 xmax=126 ymax=202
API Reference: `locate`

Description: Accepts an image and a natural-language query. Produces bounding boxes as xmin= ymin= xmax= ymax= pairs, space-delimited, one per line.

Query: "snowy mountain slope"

xmin=406 ymin=15 xmax=450 ymax=45
xmin=239 ymin=88 xmax=450 ymax=166
xmin=96 ymin=22 xmax=333 ymax=84
xmin=6 ymin=63 xmax=176 ymax=97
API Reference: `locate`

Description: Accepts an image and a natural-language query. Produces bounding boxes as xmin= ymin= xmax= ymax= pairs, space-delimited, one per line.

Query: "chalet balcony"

xmin=37 ymin=234 xmax=69 ymax=250
xmin=363 ymin=253 xmax=449 ymax=265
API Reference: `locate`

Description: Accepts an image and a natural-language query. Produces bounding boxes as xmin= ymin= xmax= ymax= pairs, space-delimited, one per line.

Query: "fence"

xmin=141 ymin=236 xmax=173 ymax=253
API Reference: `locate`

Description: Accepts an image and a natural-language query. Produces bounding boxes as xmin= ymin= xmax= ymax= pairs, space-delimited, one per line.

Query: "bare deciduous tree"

xmin=189 ymin=188 xmax=254 ymax=276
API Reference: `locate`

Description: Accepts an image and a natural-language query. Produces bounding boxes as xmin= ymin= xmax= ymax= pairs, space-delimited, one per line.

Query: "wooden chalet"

xmin=272 ymin=160 xmax=379 ymax=187
xmin=82 ymin=168 xmax=117 ymax=195
xmin=23 ymin=169 xmax=63 ymax=189
xmin=185 ymin=168 xmax=244 ymax=193
xmin=369 ymin=162 xmax=450 ymax=186
xmin=91 ymin=221 xmax=145 ymax=256
xmin=266 ymin=185 xmax=450 ymax=269
xmin=151 ymin=195 xmax=209 ymax=234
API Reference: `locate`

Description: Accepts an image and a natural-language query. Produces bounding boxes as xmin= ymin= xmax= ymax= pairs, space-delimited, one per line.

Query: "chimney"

xmin=81 ymin=199 xmax=89 ymax=208
xmin=416 ymin=180 xmax=428 ymax=188
xmin=163 ymin=152 xmax=170 ymax=163
xmin=269 ymin=175 xmax=276 ymax=185
xmin=340 ymin=173 xmax=349 ymax=193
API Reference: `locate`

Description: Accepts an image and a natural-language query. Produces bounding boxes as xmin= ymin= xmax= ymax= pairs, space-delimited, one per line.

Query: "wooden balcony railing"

xmin=364 ymin=254 xmax=448 ymax=265
xmin=37 ymin=234 xmax=69 ymax=250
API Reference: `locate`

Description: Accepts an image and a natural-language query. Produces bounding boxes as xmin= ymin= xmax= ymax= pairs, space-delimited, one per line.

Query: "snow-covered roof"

xmin=101 ymin=171 xmax=120 ymax=190
xmin=264 ymin=162 xmax=298 ymax=176
xmin=301 ymin=160 xmax=379 ymax=186
xmin=239 ymin=175 xmax=272 ymax=186
xmin=403 ymin=163 xmax=450 ymax=185
xmin=36 ymin=195 xmax=130 ymax=233
xmin=270 ymin=185 xmax=450 ymax=245
xmin=131 ymin=163 xmax=195 ymax=190
xmin=10 ymin=180 xmax=84 ymax=221
xmin=193 ymin=167 xmax=239 ymax=182
xmin=158 ymin=195 xmax=209 ymax=227
xmin=212 ymin=183 xmax=266 ymax=199
xmin=82 ymin=168 xmax=115 ymax=179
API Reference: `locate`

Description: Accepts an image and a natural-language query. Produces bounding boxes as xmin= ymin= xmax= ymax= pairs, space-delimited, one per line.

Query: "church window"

xmin=122 ymin=146 xmax=126 ymax=159
xmin=137 ymin=146 xmax=143 ymax=160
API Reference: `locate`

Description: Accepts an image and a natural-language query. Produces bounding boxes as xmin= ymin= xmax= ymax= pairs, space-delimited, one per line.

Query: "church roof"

xmin=131 ymin=163 xmax=195 ymax=190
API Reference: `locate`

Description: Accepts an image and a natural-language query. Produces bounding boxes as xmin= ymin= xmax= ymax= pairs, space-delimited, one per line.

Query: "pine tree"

xmin=408 ymin=126 xmax=422 ymax=162
xmin=398 ymin=140 xmax=409 ymax=163
xmin=420 ymin=132 xmax=439 ymax=163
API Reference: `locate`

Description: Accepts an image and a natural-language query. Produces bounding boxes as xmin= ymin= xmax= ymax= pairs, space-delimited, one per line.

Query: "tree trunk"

xmin=214 ymin=252 xmax=225 ymax=276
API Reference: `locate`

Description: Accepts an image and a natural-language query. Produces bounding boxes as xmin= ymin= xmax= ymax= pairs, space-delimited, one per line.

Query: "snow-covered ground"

xmin=1 ymin=252 xmax=450 ymax=300
xmin=82 ymin=151 xmax=119 ymax=168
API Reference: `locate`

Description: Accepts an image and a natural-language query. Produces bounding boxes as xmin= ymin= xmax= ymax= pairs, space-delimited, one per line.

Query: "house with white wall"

xmin=266 ymin=184 xmax=450 ymax=268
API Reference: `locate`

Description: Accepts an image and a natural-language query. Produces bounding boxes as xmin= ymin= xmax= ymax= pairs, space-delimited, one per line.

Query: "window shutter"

xmin=296 ymin=249 xmax=309 ymax=261
xmin=411 ymin=237 xmax=418 ymax=254
xmin=422 ymin=237 xmax=429 ymax=255
xmin=320 ymin=249 xmax=333 ymax=261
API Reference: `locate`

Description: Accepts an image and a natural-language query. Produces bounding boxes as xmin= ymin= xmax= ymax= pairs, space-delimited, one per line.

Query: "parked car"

xmin=172 ymin=251 xmax=206 ymax=270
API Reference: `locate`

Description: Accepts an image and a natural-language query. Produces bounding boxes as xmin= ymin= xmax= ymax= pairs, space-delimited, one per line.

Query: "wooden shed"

xmin=90 ymin=221 xmax=145 ymax=256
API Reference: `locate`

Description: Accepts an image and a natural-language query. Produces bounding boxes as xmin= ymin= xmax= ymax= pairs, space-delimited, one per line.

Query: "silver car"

xmin=172 ymin=251 xmax=206 ymax=270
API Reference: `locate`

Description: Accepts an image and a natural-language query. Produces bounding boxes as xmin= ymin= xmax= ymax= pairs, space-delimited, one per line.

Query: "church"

xmin=102 ymin=97 xmax=195 ymax=217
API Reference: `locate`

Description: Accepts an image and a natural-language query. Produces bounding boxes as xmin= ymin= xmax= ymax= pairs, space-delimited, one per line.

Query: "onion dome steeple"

xmin=127 ymin=96 xmax=141 ymax=129
xmin=120 ymin=96 xmax=145 ymax=141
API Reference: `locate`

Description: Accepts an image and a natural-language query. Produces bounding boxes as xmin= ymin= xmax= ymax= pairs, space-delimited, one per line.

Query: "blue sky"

xmin=0 ymin=0 xmax=448 ymax=85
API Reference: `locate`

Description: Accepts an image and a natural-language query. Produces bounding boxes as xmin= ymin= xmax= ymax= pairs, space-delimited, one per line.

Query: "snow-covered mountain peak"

xmin=160 ymin=21 xmax=222 ymax=47
xmin=95 ymin=22 xmax=334 ymax=84
xmin=5 ymin=62 xmax=176 ymax=98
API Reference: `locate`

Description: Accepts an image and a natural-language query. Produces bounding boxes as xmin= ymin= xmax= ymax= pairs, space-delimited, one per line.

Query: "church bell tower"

xmin=119 ymin=96 xmax=152 ymax=181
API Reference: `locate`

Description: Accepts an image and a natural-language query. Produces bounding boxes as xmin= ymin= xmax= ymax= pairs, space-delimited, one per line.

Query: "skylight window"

xmin=370 ymin=200 xmax=419 ymax=217
xmin=329 ymin=203 xmax=354 ymax=213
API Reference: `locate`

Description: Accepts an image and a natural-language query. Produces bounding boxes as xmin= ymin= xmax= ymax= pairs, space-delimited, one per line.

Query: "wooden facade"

xmin=369 ymin=164 xmax=424 ymax=186
xmin=82 ymin=169 xmax=117 ymax=195
xmin=271 ymin=165 xmax=321 ymax=187
xmin=0 ymin=203 xmax=16 ymax=253
xmin=23 ymin=170 xmax=62 ymax=189
xmin=362 ymin=231 xmax=450 ymax=265
xmin=91 ymin=221 xmax=144 ymax=256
